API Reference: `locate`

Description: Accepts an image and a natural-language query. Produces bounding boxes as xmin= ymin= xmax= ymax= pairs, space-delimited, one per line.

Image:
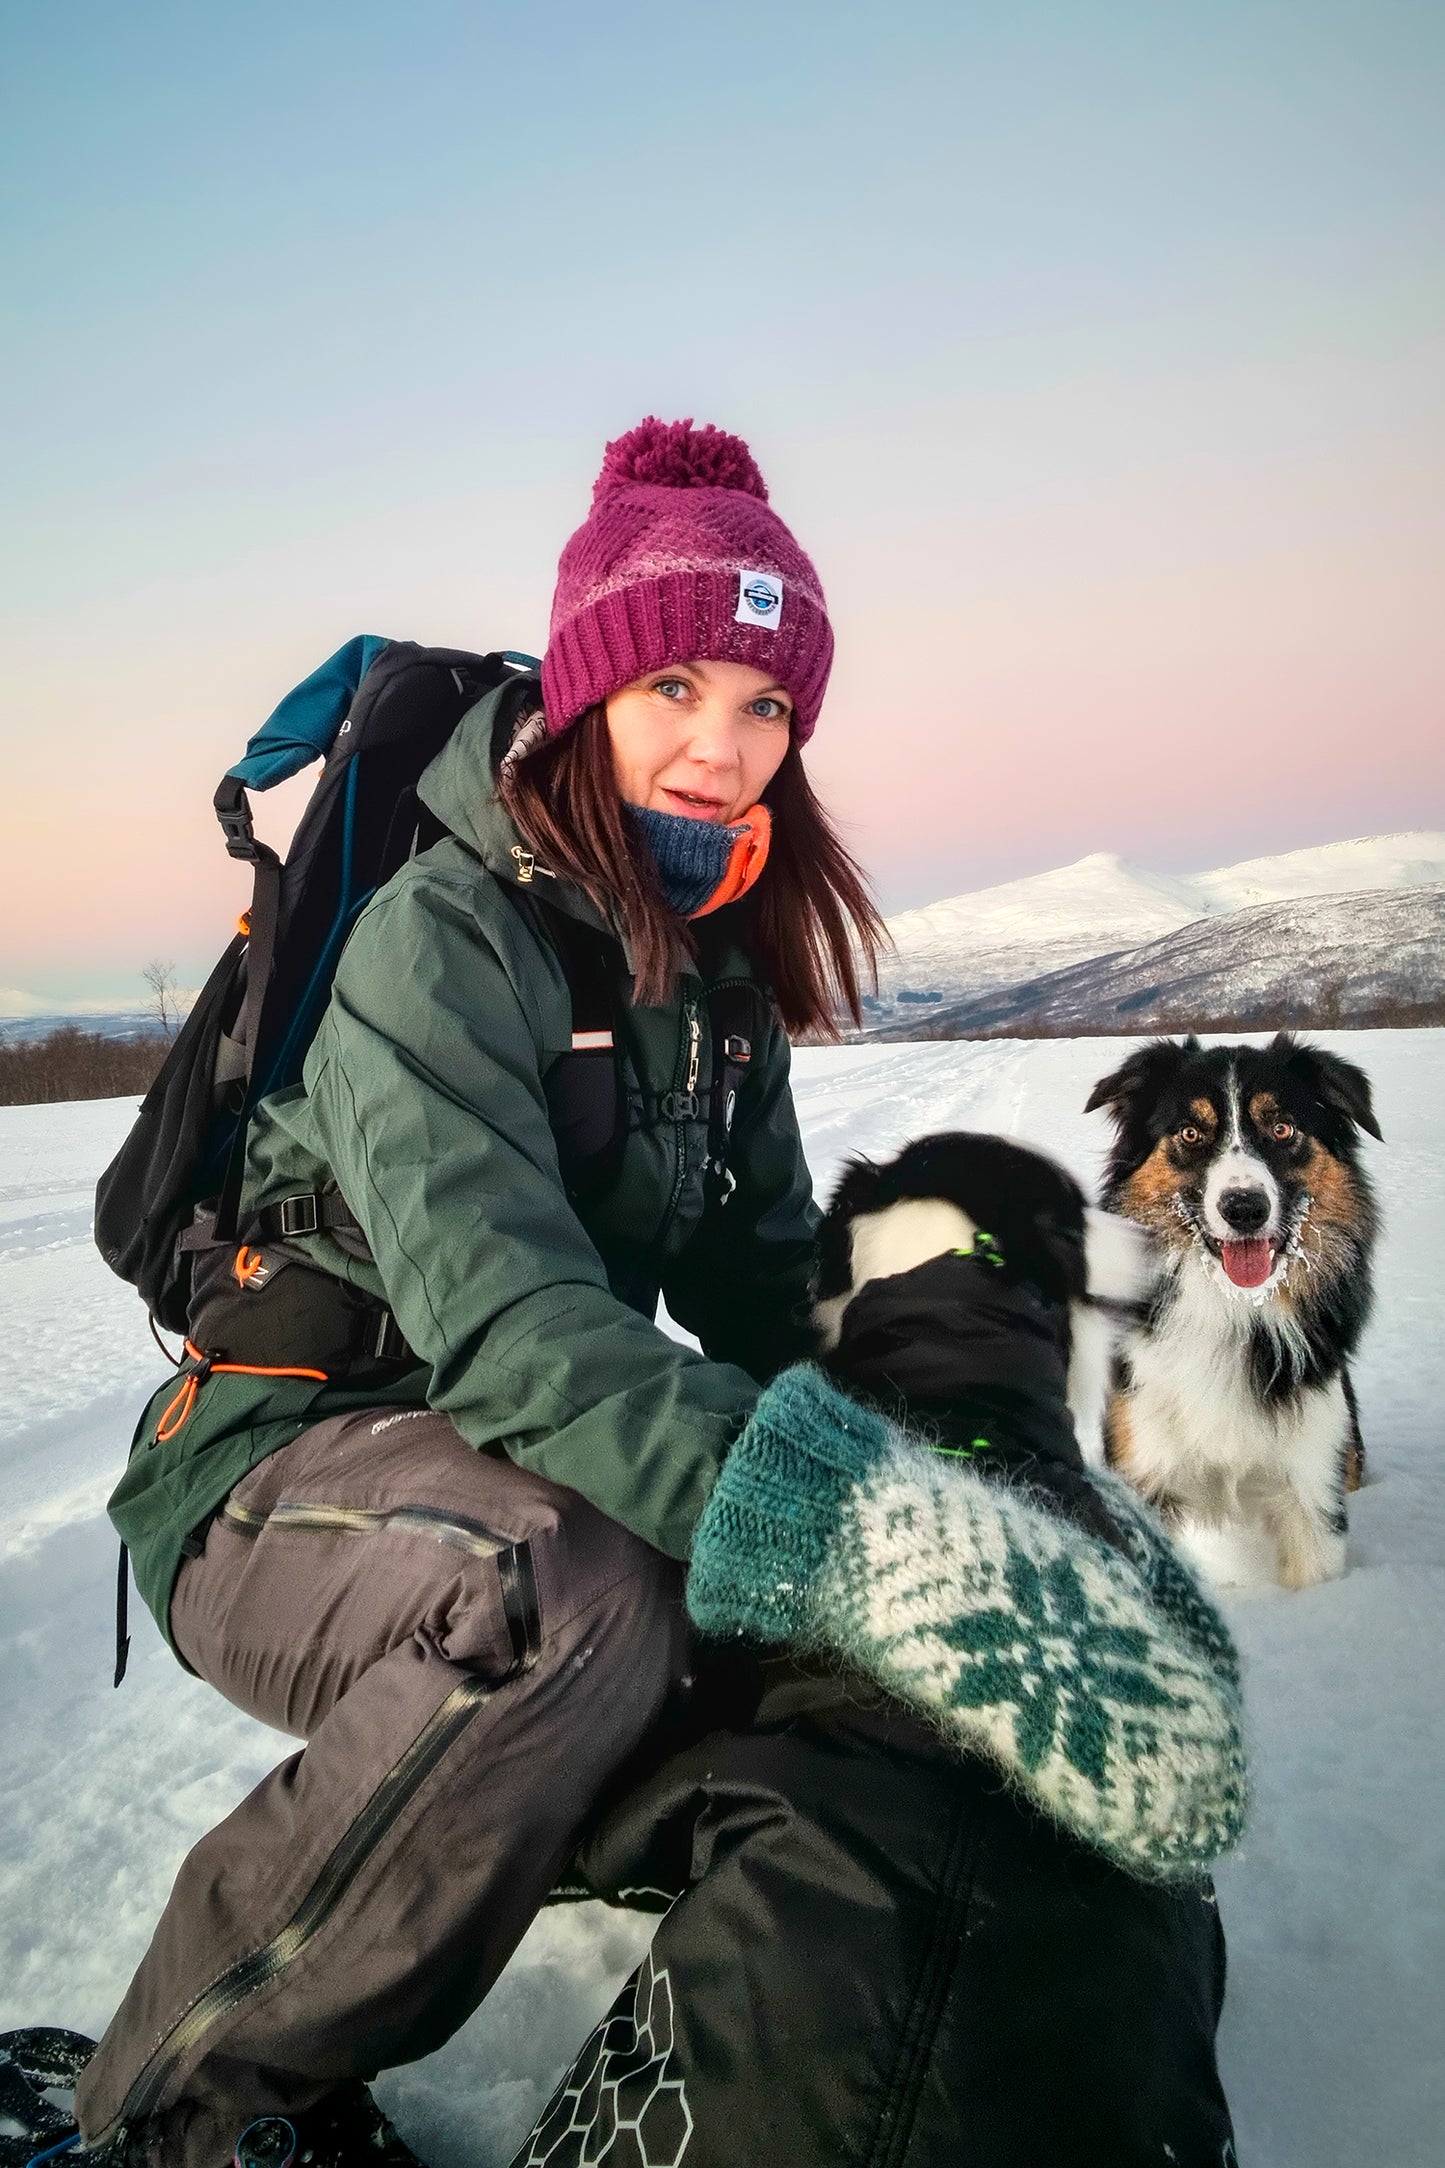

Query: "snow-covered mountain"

xmin=864 ymin=831 xmax=1445 ymax=1036
xmin=0 ymin=1009 xmax=159 ymax=1045
xmin=874 ymin=886 xmax=1445 ymax=1041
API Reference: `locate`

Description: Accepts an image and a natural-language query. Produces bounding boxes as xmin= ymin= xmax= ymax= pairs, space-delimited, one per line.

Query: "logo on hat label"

xmin=736 ymin=569 xmax=783 ymax=629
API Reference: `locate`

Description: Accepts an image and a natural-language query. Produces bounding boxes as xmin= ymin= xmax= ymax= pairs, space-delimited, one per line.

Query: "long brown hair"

xmin=500 ymin=707 xmax=886 ymax=1037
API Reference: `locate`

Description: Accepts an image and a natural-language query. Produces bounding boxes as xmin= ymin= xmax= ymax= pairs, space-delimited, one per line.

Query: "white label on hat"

xmin=735 ymin=568 xmax=783 ymax=630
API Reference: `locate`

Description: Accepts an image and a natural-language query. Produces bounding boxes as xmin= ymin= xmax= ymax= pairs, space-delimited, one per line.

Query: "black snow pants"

xmin=512 ymin=1660 xmax=1237 ymax=2168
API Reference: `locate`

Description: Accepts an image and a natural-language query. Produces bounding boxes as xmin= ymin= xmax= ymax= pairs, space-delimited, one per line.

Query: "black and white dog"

xmin=1085 ymin=1034 xmax=1381 ymax=1590
xmin=810 ymin=1131 xmax=1155 ymax=1467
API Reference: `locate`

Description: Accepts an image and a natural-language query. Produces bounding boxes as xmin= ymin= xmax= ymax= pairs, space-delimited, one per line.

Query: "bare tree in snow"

xmin=141 ymin=958 xmax=182 ymax=1040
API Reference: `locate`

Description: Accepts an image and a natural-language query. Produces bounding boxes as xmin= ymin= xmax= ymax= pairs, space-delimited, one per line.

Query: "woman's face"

xmin=604 ymin=658 xmax=792 ymax=823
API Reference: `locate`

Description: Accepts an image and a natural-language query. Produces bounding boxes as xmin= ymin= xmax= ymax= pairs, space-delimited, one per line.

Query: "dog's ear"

xmin=1084 ymin=1038 xmax=1194 ymax=1126
xmin=1271 ymin=1034 xmax=1383 ymax=1141
xmin=811 ymin=1153 xmax=882 ymax=1301
xmin=820 ymin=1151 xmax=884 ymax=1222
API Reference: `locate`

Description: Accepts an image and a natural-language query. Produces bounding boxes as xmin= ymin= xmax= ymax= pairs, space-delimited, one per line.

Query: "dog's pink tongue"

xmin=1222 ymin=1237 xmax=1275 ymax=1288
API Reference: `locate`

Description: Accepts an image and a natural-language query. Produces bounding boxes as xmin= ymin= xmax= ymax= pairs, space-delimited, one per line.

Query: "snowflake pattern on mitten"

xmin=689 ymin=1365 xmax=1248 ymax=1879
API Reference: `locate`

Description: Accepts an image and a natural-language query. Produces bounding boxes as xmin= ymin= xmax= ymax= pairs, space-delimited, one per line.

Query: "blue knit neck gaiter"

xmin=626 ymin=803 xmax=743 ymax=917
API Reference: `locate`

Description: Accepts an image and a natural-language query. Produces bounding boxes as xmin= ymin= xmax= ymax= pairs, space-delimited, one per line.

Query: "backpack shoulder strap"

xmin=703 ymin=981 xmax=764 ymax=1208
xmin=507 ymin=892 xmax=628 ymax=1205
xmin=211 ymin=783 xmax=284 ymax=1242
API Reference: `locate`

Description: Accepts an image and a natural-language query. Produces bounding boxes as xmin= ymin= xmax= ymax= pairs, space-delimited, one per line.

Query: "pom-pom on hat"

xmin=541 ymin=418 xmax=833 ymax=744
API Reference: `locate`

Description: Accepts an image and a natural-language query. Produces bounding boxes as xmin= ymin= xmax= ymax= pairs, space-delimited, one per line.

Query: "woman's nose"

xmin=686 ymin=714 xmax=743 ymax=769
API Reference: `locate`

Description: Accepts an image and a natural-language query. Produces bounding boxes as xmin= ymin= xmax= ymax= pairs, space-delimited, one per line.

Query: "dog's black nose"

xmin=1218 ymin=1188 xmax=1271 ymax=1234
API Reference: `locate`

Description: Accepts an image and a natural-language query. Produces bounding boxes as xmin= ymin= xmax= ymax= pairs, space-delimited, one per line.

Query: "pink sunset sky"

xmin=2 ymin=3 xmax=1441 ymax=1007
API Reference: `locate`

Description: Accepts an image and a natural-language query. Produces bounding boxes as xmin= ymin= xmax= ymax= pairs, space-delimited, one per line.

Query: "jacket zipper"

xmin=867 ymin=1789 xmax=979 ymax=2168
xmin=684 ymin=1008 xmax=701 ymax=1096
xmin=100 ymin=1532 xmax=541 ymax=2144
xmin=659 ymin=999 xmax=701 ymax=1239
xmin=651 ymin=974 xmax=755 ymax=1251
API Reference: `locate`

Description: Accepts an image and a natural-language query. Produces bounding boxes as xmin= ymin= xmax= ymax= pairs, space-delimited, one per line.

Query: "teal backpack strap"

xmin=209 ymin=637 xmax=392 ymax=1239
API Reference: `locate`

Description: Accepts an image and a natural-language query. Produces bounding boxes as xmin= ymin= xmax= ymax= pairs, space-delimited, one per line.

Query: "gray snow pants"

xmin=75 ymin=1407 xmax=688 ymax=2168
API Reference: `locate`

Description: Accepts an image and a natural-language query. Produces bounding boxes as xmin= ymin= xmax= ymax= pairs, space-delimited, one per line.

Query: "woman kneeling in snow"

xmin=63 ymin=421 xmax=1240 ymax=2168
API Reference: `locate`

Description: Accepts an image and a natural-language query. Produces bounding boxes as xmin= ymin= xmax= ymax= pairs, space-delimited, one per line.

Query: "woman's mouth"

xmin=660 ymin=788 xmax=730 ymax=821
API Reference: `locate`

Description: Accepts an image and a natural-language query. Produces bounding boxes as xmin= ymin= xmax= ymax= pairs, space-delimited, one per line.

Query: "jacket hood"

xmin=415 ymin=675 xmax=613 ymax=935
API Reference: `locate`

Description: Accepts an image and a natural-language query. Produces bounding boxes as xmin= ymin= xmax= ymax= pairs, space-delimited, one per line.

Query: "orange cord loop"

xmin=154 ymin=1339 xmax=328 ymax=1445
xmin=156 ymin=1366 xmax=203 ymax=1443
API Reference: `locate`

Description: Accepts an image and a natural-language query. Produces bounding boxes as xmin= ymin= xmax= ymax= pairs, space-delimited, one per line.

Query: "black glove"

xmin=821 ymin=1249 xmax=1126 ymax=1551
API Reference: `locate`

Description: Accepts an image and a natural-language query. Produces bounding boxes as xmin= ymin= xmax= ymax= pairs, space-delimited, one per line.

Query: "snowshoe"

xmin=0 ymin=2035 xmax=421 ymax=2168
xmin=0 ymin=2029 xmax=95 ymax=2168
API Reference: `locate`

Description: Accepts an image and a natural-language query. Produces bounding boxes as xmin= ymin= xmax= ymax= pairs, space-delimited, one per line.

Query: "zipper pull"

xmin=509 ymin=843 xmax=554 ymax=882
xmin=685 ymin=1006 xmax=701 ymax=1095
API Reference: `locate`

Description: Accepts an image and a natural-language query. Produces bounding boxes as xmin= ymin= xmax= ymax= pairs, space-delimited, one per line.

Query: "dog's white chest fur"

xmin=1118 ymin=1258 xmax=1349 ymax=1590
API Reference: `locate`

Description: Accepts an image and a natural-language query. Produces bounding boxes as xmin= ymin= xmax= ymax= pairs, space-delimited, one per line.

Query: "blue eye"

xmin=654 ymin=677 xmax=689 ymax=700
xmin=749 ymin=697 xmax=790 ymax=723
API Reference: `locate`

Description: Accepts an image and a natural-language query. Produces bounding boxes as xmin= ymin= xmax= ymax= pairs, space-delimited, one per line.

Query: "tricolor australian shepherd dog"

xmin=1085 ymin=1033 xmax=1381 ymax=1590
xmin=810 ymin=1131 xmax=1156 ymax=1464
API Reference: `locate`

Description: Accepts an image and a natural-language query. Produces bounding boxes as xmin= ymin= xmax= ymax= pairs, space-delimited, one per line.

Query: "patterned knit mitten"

xmin=688 ymin=1364 xmax=1248 ymax=1880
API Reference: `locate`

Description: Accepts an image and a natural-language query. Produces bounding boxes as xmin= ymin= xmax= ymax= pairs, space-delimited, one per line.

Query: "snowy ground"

xmin=1 ymin=1033 xmax=1441 ymax=2166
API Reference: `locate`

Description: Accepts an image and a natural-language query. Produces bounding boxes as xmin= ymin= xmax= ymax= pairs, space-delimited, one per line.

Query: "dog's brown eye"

xmin=1272 ymin=1120 xmax=1296 ymax=1143
xmin=1178 ymin=1124 xmax=1205 ymax=1147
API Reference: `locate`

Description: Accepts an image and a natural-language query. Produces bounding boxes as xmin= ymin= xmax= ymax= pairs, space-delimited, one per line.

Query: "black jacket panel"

xmin=520 ymin=1666 xmax=1234 ymax=2168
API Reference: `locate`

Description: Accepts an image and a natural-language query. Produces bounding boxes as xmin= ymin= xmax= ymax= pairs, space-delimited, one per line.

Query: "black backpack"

xmin=94 ymin=636 xmax=760 ymax=1691
xmin=95 ymin=637 xmax=754 ymax=1343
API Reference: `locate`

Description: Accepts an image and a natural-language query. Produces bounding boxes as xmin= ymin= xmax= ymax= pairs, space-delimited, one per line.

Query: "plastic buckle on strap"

xmin=214 ymin=778 xmax=259 ymax=862
xmin=661 ymin=1091 xmax=700 ymax=1122
xmin=372 ymin=1309 xmax=409 ymax=1362
xmin=278 ymin=1194 xmax=321 ymax=1237
xmin=723 ymin=1035 xmax=751 ymax=1063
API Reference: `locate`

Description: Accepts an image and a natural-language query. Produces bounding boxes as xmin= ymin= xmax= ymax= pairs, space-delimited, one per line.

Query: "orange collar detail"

xmin=687 ymin=803 xmax=772 ymax=919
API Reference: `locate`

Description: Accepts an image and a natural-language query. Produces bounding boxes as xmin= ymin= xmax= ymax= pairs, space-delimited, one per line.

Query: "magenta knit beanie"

xmin=541 ymin=418 xmax=833 ymax=744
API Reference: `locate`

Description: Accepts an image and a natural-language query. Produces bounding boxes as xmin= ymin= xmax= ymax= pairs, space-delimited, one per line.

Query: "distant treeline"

xmin=1165 ymin=991 xmax=1445 ymax=1035
xmin=0 ymin=1025 xmax=170 ymax=1105
xmin=878 ymin=990 xmax=1445 ymax=1045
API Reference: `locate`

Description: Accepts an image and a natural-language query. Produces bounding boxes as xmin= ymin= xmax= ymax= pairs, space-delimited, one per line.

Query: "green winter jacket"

xmin=111 ymin=684 xmax=820 ymax=1645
